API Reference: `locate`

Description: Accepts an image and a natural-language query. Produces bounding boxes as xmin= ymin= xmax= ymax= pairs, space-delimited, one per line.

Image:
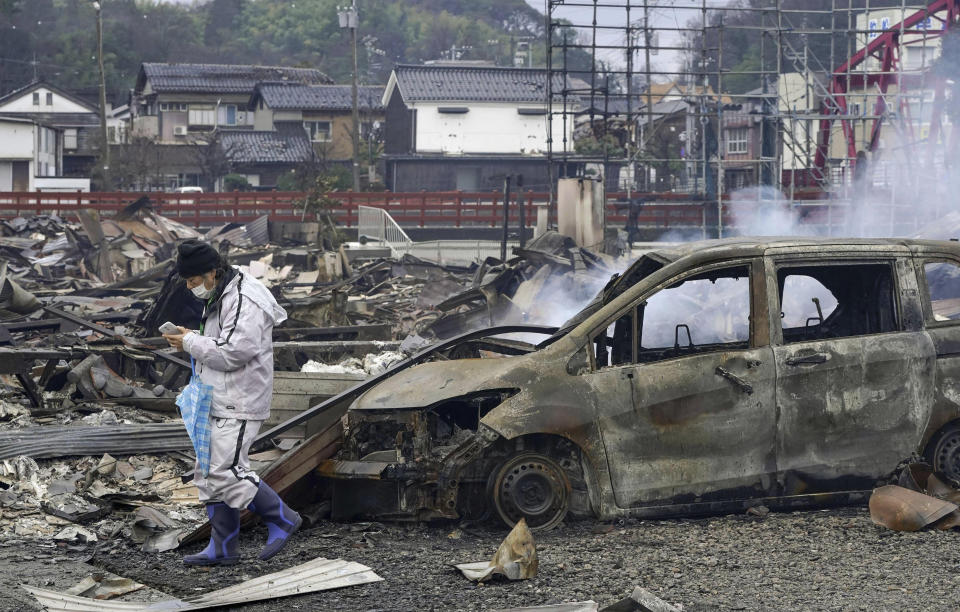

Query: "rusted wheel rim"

xmin=493 ymin=454 xmax=570 ymax=531
xmin=935 ymin=430 xmax=960 ymax=484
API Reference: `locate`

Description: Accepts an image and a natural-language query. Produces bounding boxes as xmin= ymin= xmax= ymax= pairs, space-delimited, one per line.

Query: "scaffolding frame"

xmin=544 ymin=0 xmax=959 ymax=237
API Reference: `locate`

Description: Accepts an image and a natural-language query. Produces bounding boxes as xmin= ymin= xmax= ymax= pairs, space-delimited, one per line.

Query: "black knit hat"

xmin=177 ymin=239 xmax=220 ymax=278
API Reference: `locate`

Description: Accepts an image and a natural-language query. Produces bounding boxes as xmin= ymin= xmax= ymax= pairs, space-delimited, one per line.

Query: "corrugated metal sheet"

xmin=22 ymin=557 xmax=383 ymax=611
xmin=0 ymin=423 xmax=192 ymax=460
xmin=244 ymin=215 xmax=270 ymax=246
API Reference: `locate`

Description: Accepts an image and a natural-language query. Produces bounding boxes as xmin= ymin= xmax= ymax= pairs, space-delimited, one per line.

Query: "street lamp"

xmin=338 ymin=1 xmax=360 ymax=193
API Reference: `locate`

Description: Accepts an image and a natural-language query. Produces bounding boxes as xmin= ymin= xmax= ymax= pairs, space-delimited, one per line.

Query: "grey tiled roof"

xmin=254 ymin=83 xmax=384 ymax=111
xmin=140 ymin=63 xmax=332 ymax=94
xmin=392 ymin=65 xmax=572 ymax=103
xmin=218 ymin=124 xmax=314 ymax=164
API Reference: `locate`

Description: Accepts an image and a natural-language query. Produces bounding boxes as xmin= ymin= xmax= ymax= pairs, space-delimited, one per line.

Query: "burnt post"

xmin=517 ymin=175 xmax=525 ymax=249
xmin=501 ymin=175 xmax=512 ymax=262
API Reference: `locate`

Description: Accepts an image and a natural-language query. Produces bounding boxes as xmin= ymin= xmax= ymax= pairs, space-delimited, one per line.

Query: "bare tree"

xmin=190 ymin=132 xmax=236 ymax=191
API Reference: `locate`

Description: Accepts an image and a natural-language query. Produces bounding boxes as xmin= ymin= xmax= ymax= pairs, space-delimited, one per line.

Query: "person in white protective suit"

xmin=164 ymin=239 xmax=301 ymax=565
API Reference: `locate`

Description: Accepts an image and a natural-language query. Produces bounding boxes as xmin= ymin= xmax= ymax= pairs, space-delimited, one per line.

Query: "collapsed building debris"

xmin=869 ymin=461 xmax=960 ymax=531
xmin=22 ymin=555 xmax=383 ymax=611
xmin=492 ymin=585 xmax=683 ymax=612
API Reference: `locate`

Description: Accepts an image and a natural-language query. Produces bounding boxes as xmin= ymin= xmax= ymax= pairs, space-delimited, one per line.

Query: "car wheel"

xmin=927 ymin=424 xmax=960 ymax=485
xmin=491 ymin=452 xmax=571 ymax=531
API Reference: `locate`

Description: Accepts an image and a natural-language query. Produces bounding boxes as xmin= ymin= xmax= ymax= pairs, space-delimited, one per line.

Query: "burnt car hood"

xmin=352 ymin=356 xmax=527 ymax=411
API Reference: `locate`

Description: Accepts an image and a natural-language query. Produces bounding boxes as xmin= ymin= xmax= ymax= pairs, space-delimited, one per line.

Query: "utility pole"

xmin=501 ymin=175 xmax=512 ymax=262
xmin=93 ymin=1 xmax=109 ymax=185
xmin=339 ymin=1 xmax=360 ymax=193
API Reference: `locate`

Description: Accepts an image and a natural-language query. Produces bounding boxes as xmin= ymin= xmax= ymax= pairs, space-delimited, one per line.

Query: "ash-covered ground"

xmin=5 ymin=506 xmax=960 ymax=611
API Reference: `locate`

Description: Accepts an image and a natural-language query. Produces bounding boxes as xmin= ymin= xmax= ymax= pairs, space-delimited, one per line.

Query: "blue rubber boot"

xmin=247 ymin=481 xmax=302 ymax=561
xmin=183 ymin=502 xmax=240 ymax=566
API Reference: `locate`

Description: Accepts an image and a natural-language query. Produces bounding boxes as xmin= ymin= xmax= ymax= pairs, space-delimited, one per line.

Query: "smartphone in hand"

xmin=159 ymin=321 xmax=180 ymax=335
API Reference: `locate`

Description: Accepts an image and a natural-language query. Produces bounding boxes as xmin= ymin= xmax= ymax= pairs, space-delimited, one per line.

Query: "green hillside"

xmin=0 ymin=0 xmax=547 ymax=103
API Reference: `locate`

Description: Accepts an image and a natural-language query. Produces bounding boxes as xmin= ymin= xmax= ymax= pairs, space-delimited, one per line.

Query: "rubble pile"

xmin=0 ymin=194 xmax=619 ymax=579
xmin=404 ymin=231 xmax=614 ymax=349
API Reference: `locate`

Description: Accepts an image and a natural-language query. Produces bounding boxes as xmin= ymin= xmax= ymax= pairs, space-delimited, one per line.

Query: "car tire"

xmin=926 ymin=423 xmax=960 ymax=486
xmin=490 ymin=452 xmax=571 ymax=531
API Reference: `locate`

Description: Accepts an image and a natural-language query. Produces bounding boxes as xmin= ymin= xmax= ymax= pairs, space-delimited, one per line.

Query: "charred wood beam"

xmin=15 ymin=371 xmax=43 ymax=410
xmin=1 ymin=318 xmax=80 ymax=334
xmin=273 ymin=324 xmax=392 ymax=342
xmin=44 ymin=305 xmax=190 ymax=370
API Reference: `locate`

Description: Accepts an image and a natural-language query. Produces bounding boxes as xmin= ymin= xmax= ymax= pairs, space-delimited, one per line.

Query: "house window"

xmin=32 ymin=92 xmax=39 ymax=105
xmin=304 ymin=120 xmax=331 ymax=142
xmin=218 ymin=104 xmax=238 ymax=126
xmin=726 ymin=127 xmax=748 ymax=154
xmin=64 ymin=128 xmax=78 ymax=150
xmin=160 ymin=103 xmax=188 ymax=112
xmin=188 ymin=104 xmax=216 ymax=126
xmin=46 ymin=92 xmax=53 ymax=106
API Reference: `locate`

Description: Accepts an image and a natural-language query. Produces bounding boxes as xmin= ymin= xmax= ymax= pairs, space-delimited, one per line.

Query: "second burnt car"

xmin=318 ymin=237 xmax=960 ymax=530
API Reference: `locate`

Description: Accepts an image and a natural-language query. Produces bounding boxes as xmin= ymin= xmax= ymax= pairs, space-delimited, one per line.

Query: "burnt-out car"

xmin=318 ymin=237 xmax=960 ymax=530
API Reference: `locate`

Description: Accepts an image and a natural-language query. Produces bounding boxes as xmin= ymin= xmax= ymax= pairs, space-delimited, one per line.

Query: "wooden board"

xmin=268 ymin=371 xmax=366 ymax=439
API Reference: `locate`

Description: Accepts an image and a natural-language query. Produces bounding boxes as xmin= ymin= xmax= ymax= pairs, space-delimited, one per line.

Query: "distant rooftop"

xmin=252 ymin=83 xmax=384 ymax=112
xmin=389 ymin=64 xmax=576 ymax=104
xmin=218 ymin=123 xmax=314 ymax=164
xmin=137 ymin=63 xmax=333 ymax=95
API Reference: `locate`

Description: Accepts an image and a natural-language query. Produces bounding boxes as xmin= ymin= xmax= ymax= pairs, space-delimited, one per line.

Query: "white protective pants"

xmin=194 ymin=417 xmax=263 ymax=509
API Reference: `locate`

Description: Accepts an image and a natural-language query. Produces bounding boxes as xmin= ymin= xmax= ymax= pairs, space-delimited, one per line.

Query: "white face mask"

xmin=191 ymin=284 xmax=214 ymax=300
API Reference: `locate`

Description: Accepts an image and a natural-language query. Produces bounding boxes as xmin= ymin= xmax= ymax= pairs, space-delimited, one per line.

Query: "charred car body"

xmin=318 ymin=238 xmax=960 ymax=529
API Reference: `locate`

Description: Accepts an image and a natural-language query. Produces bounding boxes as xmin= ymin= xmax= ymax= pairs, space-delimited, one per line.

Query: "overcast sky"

xmin=525 ymin=0 xmax=735 ymax=77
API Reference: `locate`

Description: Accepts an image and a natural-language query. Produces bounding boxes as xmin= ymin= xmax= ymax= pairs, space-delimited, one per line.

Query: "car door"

xmin=769 ymin=255 xmax=935 ymax=494
xmin=587 ymin=258 xmax=777 ymax=509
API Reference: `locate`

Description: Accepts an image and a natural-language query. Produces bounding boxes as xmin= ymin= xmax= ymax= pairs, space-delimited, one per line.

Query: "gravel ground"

xmin=7 ymin=506 xmax=960 ymax=611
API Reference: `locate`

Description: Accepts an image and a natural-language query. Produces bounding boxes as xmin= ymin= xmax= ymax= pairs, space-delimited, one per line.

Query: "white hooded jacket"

xmin=182 ymin=268 xmax=287 ymax=421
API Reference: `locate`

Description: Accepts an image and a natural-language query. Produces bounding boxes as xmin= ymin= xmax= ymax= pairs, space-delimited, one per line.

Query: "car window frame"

xmin=585 ymin=258 xmax=760 ymax=372
xmin=769 ymin=257 xmax=903 ymax=345
xmin=918 ymin=256 xmax=960 ymax=328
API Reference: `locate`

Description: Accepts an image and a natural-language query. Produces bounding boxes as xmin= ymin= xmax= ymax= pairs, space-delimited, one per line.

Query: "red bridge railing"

xmin=0 ymin=189 xmax=833 ymax=233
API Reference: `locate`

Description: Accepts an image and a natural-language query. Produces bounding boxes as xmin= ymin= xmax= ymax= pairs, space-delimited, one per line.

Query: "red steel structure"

xmin=814 ymin=0 xmax=960 ymax=179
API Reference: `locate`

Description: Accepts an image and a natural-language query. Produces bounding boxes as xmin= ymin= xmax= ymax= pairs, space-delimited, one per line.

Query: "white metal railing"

xmin=357 ymin=205 xmax=413 ymax=255
xmin=394 ymin=240 xmax=520 ymax=266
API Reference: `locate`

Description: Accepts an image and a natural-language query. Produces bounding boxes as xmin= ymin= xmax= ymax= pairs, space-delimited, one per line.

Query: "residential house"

xmin=381 ymin=63 xmax=576 ymax=192
xmin=574 ymin=93 xmax=646 ymax=189
xmin=636 ymin=81 xmax=735 ymax=193
xmin=249 ymin=82 xmax=385 ymax=180
xmin=131 ymin=63 xmax=333 ymax=142
xmin=126 ymin=63 xmax=331 ymax=190
xmin=0 ymin=80 xmax=103 ymax=177
xmin=720 ymin=88 xmax=771 ymax=191
xmin=778 ymin=72 xmax=826 ymax=189
xmin=216 ymin=124 xmax=316 ymax=189
xmin=636 ymin=99 xmax=690 ymax=192
xmin=0 ymin=116 xmax=61 ymax=191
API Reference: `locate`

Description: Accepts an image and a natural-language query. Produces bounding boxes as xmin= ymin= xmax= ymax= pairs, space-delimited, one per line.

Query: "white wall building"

xmin=0 ymin=81 xmax=102 ymax=178
xmin=382 ymin=63 xmax=578 ymax=191
xmin=0 ymin=116 xmax=62 ymax=192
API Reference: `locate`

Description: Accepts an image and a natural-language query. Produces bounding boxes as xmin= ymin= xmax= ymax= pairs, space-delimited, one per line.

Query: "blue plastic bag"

xmin=176 ymin=358 xmax=213 ymax=477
